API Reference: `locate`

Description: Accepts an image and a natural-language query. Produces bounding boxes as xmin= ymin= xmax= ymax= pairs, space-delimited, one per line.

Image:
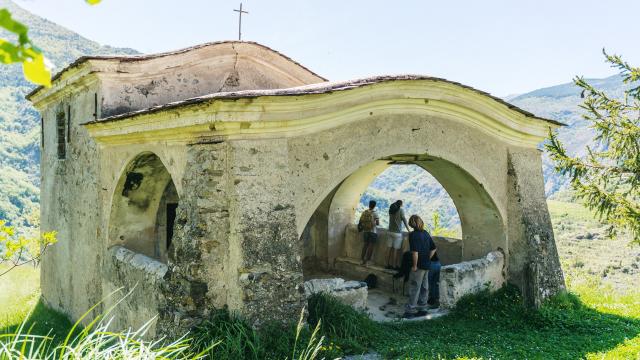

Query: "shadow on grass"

xmin=374 ymin=286 xmax=640 ymax=359
xmin=1 ymin=297 xmax=75 ymax=347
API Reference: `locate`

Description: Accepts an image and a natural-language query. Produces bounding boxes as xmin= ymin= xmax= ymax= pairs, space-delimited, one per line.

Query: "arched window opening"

xmin=109 ymin=152 xmax=179 ymax=263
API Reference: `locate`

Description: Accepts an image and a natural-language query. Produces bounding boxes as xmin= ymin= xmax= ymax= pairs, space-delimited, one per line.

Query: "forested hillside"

xmin=0 ymin=0 xmax=136 ymax=230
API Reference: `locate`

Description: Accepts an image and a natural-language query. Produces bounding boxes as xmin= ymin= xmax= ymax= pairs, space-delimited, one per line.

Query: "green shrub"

xmin=191 ymin=307 xmax=326 ymax=360
xmin=450 ymin=284 xmax=527 ymax=321
xmin=192 ymin=307 xmax=262 ymax=360
xmin=307 ymin=292 xmax=378 ymax=354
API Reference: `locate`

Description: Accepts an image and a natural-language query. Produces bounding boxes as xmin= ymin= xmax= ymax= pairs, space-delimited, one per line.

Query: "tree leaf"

xmin=22 ymin=51 xmax=52 ymax=87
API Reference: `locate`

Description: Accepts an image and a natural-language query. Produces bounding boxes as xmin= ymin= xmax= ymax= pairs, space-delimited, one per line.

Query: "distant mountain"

xmin=0 ymin=0 xmax=137 ymax=228
xmin=509 ymin=74 xmax=628 ymax=195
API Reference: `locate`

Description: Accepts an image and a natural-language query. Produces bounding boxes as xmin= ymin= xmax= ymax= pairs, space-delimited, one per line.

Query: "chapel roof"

xmin=84 ymin=74 xmax=563 ymax=127
xmin=26 ymin=41 xmax=327 ymax=100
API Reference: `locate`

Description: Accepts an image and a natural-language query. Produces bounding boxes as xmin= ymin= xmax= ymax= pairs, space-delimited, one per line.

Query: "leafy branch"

xmin=0 ymin=220 xmax=57 ymax=277
xmin=0 ymin=0 xmax=102 ymax=87
xmin=429 ymin=211 xmax=457 ymax=238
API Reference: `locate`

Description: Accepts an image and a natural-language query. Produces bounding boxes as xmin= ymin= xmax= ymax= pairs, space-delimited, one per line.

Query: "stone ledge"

xmin=334 ymin=257 xmax=399 ymax=294
xmin=303 ymin=278 xmax=368 ymax=310
xmin=110 ymin=245 xmax=168 ymax=280
xmin=440 ymin=250 xmax=505 ymax=308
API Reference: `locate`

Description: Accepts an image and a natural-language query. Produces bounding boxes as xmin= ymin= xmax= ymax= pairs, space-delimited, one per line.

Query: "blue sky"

xmin=15 ymin=0 xmax=640 ymax=96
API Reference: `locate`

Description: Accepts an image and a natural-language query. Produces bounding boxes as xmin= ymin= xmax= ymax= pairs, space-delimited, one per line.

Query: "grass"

xmin=2 ymin=268 xmax=640 ymax=359
xmin=0 ymin=264 xmax=73 ymax=344
xmin=191 ymin=306 xmax=329 ymax=360
xmin=2 ymin=198 xmax=639 ymax=358
xmin=307 ymin=284 xmax=640 ymax=359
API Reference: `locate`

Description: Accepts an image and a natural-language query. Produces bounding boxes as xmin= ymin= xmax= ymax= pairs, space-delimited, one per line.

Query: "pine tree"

xmin=546 ymin=50 xmax=640 ymax=244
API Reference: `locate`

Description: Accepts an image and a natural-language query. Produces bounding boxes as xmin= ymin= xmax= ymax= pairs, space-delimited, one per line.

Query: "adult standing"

xmin=427 ymin=235 xmax=441 ymax=309
xmin=405 ymin=214 xmax=437 ymax=317
xmin=386 ymin=200 xmax=409 ymax=270
xmin=358 ymin=200 xmax=380 ymax=265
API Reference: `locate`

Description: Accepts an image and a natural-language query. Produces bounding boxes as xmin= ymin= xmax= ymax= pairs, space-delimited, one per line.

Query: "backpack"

xmin=393 ymin=251 xmax=413 ymax=283
xmin=358 ymin=209 xmax=375 ymax=232
xmin=364 ymin=273 xmax=378 ymax=289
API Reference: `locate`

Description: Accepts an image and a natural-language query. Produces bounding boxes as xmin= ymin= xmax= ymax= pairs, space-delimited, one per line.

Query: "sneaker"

xmin=385 ymin=265 xmax=394 ymax=270
xmin=416 ymin=310 xmax=429 ymax=317
xmin=428 ymin=302 xmax=440 ymax=310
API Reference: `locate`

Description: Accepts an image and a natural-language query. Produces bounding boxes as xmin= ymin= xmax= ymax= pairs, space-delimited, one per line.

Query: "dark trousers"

xmin=428 ymin=261 xmax=441 ymax=304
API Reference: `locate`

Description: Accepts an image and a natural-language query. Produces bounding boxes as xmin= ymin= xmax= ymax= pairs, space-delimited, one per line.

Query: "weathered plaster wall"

xmin=506 ymin=148 xmax=565 ymax=306
xmin=103 ymin=246 xmax=168 ymax=335
xmin=97 ymin=42 xmax=325 ymax=117
xmin=39 ymin=81 xmax=106 ymax=322
xmin=301 ymin=188 xmax=335 ymax=274
xmin=226 ymin=139 xmax=305 ymax=325
xmin=153 ymin=142 xmax=240 ymax=337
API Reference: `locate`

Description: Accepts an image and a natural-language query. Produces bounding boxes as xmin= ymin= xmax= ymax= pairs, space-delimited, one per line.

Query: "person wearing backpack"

xmin=358 ymin=200 xmax=380 ymax=265
xmin=404 ymin=214 xmax=437 ymax=317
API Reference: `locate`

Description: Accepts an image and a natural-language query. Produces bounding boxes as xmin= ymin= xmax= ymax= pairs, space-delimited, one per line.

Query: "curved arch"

xmin=108 ymin=151 xmax=180 ymax=262
xmin=309 ymin=154 xmax=504 ymax=268
xmin=294 ymin=119 xmax=508 ymax=238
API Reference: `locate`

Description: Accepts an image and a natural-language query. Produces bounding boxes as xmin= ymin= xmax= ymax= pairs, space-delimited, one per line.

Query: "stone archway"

xmin=108 ymin=152 xmax=180 ymax=262
xmin=300 ymin=152 xmax=505 ymax=273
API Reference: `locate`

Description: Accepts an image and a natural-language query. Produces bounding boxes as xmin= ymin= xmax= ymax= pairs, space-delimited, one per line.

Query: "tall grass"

xmin=1 ymin=302 xmax=326 ymax=360
xmin=191 ymin=307 xmax=325 ymax=360
xmin=0 ymin=317 xmax=206 ymax=359
xmin=307 ymin=293 xmax=379 ymax=354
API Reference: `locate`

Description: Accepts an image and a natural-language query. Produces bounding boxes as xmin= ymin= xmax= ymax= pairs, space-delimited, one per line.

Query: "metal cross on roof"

xmin=233 ymin=3 xmax=249 ymax=41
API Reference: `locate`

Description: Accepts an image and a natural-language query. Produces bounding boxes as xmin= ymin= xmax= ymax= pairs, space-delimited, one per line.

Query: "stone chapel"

xmin=27 ymin=41 xmax=565 ymax=337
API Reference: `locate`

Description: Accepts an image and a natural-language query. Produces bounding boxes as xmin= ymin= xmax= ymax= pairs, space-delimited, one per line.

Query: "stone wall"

xmin=227 ymin=139 xmax=305 ymax=326
xmin=440 ymin=251 xmax=505 ymax=308
xmin=506 ymin=149 xmax=565 ymax=306
xmin=103 ymin=246 xmax=168 ymax=336
xmin=343 ymin=224 xmax=463 ymax=266
xmin=39 ymin=81 xmax=106 ymax=322
xmin=155 ymin=142 xmax=235 ymax=338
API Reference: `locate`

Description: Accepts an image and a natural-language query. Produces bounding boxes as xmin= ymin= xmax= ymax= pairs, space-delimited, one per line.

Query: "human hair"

xmin=368 ymin=200 xmax=377 ymax=209
xmin=397 ymin=200 xmax=403 ymax=206
xmin=408 ymin=215 xmax=425 ymax=231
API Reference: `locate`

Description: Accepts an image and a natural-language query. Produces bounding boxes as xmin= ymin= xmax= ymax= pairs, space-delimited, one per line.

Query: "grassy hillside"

xmin=0 ymin=0 xmax=137 ymax=230
xmin=549 ymin=197 xmax=640 ymax=294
